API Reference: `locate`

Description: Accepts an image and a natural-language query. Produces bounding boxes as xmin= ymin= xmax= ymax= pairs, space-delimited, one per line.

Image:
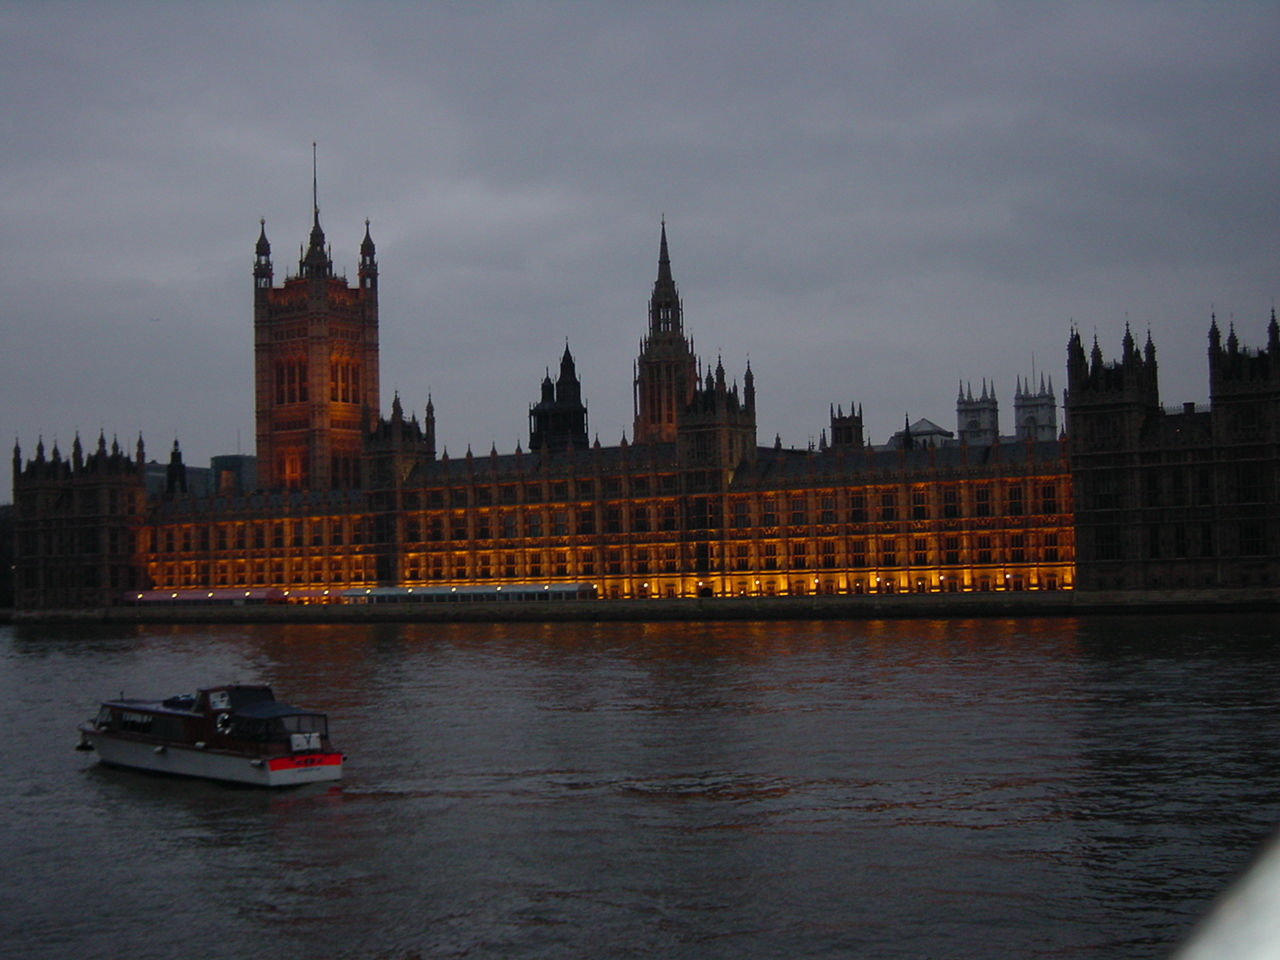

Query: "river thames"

xmin=3 ymin=614 xmax=1279 ymax=959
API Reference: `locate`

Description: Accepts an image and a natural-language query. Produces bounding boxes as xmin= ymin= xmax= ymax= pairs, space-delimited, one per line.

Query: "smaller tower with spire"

xmin=957 ymin=380 xmax=1000 ymax=445
xmin=676 ymin=354 xmax=757 ymax=473
xmin=253 ymin=146 xmax=380 ymax=491
xmin=828 ymin=402 xmax=864 ymax=449
xmin=1014 ymin=374 xmax=1058 ymax=441
xmin=530 ymin=343 xmax=590 ymax=452
xmin=634 ymin=220 xmax=698 ymax=444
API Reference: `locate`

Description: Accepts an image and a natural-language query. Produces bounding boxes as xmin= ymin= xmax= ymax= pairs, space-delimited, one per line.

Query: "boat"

xmin=77 ymin=684 xmax=343 ymax=786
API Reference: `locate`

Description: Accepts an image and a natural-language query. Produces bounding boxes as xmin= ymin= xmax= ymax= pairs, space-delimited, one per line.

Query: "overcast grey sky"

xmin=3 ymin=2 xmax=1278 ymax=501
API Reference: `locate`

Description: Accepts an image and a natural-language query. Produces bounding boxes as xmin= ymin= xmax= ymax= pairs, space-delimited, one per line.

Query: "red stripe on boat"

xmin=267 ymin=753 xmax=343 ymax=771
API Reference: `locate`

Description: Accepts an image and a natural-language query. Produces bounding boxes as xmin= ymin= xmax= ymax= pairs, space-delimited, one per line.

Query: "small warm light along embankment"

xmin=8 ymin=588 xmax=1279 ymax=624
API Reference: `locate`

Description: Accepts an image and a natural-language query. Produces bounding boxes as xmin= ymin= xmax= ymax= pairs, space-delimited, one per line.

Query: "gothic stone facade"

xmin=79 ymin=213 xmax=1280 ymax=607
xmin=1066 ymin=316 xmax=1280 ymax=591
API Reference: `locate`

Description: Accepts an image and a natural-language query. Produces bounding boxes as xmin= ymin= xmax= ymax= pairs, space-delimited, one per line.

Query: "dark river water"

xmin=3 ymin=615 xmax=1279 ymax=959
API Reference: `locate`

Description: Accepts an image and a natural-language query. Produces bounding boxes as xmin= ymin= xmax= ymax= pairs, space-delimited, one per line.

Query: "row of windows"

xmin=157 ymin=535 xmax=1068 ymax=582
xmin=16 ymin=526 xmax=138 ymax=558
xmin=23 ymin=487 xmax=143 ymax=518
xmin=420 ymin=475 xmax=676 ymax=507
xmin=731 ymin=485 xmax=1061 ymax=525
xmin=272 ymin=358 xmax=367 ymax=407
xmin=147 ymin=510 xmax=1070 ymax=557
xmin=150 ymin=543 xmax=1071 ymax=591
xmin=153 ymin=518 xmax=370 ymax=554
xmin=330 ymin=359 xmax=363 ymax=404
xmin=1094 ymin=522 xmax=1273 ymax=561
xmin=151 ymin=557 xmax=377 ymax=589
xmin=411 ymin=478 xmax=1063 ymax=511
xmin=273 ymin=359 xmax=309 ymax=405
xmin=1086 ymin=465 xmax=1271 ymax=510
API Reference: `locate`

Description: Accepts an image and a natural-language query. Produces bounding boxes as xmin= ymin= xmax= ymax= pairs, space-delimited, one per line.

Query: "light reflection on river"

xmin=2 ymin=615 xmax=1279 ymax=959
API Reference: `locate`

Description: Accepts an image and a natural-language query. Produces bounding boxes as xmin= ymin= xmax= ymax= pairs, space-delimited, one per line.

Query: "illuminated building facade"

xmin=12 ymin=217 xmax=1080 ymax=609
xmin=18 ymin=206 xmax=1276 ymax=611
xmin=253 ymin=194 xmax=380 ymax=492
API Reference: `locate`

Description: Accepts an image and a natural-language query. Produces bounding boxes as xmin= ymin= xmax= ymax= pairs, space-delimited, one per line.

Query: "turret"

xmin=1208 ymin=312 xmax=1280 ymax=401
xmin=424 ymin=395 xmax=436 ymax=460
xmin=530 ymin=344 xmax=589 ymax=451
xmin=957 ymin=378 xmax=999 ymax=445
xmin=1014 ymin=372 xmax=1058 ymax=441
xmin=299 ymin=144 xmax=332 ymax=280
xmin=634 ymin=220 xmax=698 ymax=444
xmin=165 ymin=440 xmax=187 ymax=496
xmin=254 ymin=219 xmax=273 ymax=292
xmin=1064 ymin=326 xmax=1162 ymax=456
xmin=829 ymin=403 xmax=864 ymax=449
xmin=557 ymin=342 xmax=582 ymax=405
xmin=253 ymin=149 xmax=380 ymax=491
xmin=299 ymin=208 xmax=332 ymax=280
xmin=359 ymin=219 xmax=377 ymax=292
xmin=677 ymin=354 xmax=756 ymax=471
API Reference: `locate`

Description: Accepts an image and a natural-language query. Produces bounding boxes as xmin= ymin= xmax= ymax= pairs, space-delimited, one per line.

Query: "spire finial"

xmin=657 ymin=218 xmax=672 ymax=283
xmin=312 ymin=142 xmax=319 ymax=224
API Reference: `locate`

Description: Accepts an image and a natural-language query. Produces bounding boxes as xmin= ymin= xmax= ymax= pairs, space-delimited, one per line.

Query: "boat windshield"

xmin=227 ymin=712 xmax=328 ymax=743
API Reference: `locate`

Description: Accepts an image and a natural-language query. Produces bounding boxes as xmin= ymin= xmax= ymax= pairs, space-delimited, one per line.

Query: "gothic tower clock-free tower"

xmin=253 ymin=161 xmax=379 ymax=491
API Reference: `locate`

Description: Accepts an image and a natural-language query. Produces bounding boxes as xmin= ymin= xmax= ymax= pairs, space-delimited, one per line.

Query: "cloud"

xmin=2 ymin=2 xmax=1278 ymax=498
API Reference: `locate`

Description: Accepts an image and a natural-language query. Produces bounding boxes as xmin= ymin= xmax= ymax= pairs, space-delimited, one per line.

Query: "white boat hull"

xmin=80 ymin=725 xmax=342 ymax=786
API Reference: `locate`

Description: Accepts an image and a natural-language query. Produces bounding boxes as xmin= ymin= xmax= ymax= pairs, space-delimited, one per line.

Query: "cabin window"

xmin=229 ymin=713 xmax=327 ymax=743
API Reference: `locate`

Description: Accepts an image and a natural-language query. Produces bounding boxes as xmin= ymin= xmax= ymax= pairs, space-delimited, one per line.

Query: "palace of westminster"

xmin=9 ymin=199 xmax=1280 ymax=609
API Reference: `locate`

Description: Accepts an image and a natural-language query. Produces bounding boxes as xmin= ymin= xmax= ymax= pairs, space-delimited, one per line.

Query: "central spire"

xmin=649 ymin=219 xmax=682 ymax=338
xmin=312 ymin=141 xmax=319 ymax=225
xmin=300 ymin=142 xmax=332 ymax=279
xmin=657 ymin=217 xmax=672 ymax=284
xmin=634 ymin=219 xmax=698 ymax=444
